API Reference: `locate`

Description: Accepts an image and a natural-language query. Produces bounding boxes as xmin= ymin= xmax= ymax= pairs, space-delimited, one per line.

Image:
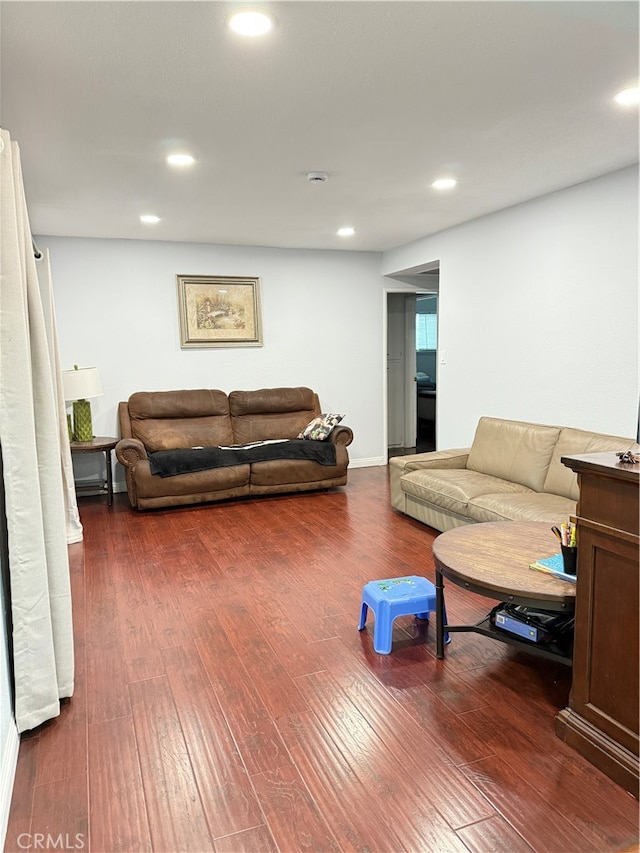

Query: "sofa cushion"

xmin=466 ymin=417 xmax=560 ymax=492
xmin=128 ymin=389 xmax=234 ymax=451
xmin=250 ymin=444 xmax=349 ymax=487
xmin=229 ymin=386 xmax=319 ymax=444
xmin=131 ymin=417 xmax=233 ymax=452
xmin=400 ymin=468 xmax=532 ymax=517
xmin=134 ymin=461 xmax=250 ymax=499
xmin=298 ymin=413 xmax=344 ymax=440
xmin=129 ymin=389 xmax=230 ymax=419
xmin=467 ymin=492 xmax=576 ymax=524
xmin=543 ymin=428 xmax=640 ymax=500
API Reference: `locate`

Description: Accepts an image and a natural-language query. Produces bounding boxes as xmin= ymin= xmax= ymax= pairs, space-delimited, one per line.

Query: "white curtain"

xmin=36 ymin=249 xmax=83 ymax=544
xmin=0 ymin=127 xmax=76 ymax=732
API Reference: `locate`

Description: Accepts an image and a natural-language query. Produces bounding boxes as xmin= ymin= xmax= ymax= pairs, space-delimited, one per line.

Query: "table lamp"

xmin=62 ymin=365 xmax=103 ymax=442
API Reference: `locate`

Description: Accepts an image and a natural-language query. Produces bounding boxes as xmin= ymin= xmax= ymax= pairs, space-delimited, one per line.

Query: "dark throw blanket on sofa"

xmin=149 ymin=439 xmax=337 ymax=477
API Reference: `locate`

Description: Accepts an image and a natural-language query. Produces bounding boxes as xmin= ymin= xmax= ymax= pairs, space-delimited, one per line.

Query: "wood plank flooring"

xmin=4 ymin=466 xmax=639 ymax=853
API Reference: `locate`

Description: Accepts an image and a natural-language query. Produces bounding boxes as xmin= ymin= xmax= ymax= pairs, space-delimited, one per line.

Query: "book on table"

xmin=529 ymin=553 xmax=577 ymax=583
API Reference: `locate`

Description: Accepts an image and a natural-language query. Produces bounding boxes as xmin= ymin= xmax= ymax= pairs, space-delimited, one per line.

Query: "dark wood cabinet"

xmin=555 ymin=452 xmax=639 ymax=797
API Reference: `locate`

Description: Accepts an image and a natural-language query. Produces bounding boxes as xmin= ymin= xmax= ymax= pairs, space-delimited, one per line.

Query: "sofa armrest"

xmin=115 ymin=438 xmax=148 ymax=509
xmin=389 ymin=447 xmax=471 ymax=515
xmin=115 ymin=438 xmax=148 ymax=469
xmin=328 ymin=425 xmax=354 ymax=447
xmin=391 ymin=447 xmax=471 ymax=474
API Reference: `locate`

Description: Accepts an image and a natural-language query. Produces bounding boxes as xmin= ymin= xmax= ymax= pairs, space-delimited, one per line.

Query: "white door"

xmin=387 ymin=293 xmax=417 ymax=448
xmin=387 ymin=294 xmax=405 ymax=447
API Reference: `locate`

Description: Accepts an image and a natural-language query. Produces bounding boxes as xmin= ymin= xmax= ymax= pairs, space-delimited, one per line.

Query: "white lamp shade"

xmin=62 ymin=367 xmax=103 ymax=401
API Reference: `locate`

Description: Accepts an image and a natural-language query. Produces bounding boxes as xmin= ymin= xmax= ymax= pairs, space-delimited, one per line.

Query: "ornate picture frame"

xmin=176 ymin=274 xmax=263 ymax=348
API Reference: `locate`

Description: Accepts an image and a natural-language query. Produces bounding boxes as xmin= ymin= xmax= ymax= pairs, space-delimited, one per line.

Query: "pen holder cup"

xmin=561 ymin=545 xmax=577 ymax=576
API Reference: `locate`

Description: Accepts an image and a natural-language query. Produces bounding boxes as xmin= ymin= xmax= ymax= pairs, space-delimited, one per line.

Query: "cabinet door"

xmin=570 ymin=525 xmax=639 ymax=754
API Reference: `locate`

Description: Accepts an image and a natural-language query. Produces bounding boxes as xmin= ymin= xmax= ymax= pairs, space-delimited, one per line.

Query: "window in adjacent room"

xmin=416 ymin=300 xmax=437 ymax=350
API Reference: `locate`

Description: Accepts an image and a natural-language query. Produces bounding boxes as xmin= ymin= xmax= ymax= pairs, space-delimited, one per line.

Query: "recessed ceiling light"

xmin=166 ymin=153 xmax=195 ymax=167
xmin=431 ymin=178 xmax=457 ymax=190
xmin=228 ymin=11 xmax=273 ymax=37
xmin=613 ymin=87 xmax=640 ymax=107
xmin=337 ymin=227 xmax=355 ymax=237
xmin=140 ymin=214 xmax=160 ymax=224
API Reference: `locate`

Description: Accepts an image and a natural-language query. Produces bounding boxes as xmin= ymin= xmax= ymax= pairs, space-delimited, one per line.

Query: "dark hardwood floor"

xmin=5 ymin=466 xmax=639 ymax=853
xmin=388 ymin=419 xmax=436 ymax=458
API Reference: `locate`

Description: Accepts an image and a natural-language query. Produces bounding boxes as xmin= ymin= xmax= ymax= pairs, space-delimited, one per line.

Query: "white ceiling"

xmin=1 ymin=1 xmax=638 ymax=253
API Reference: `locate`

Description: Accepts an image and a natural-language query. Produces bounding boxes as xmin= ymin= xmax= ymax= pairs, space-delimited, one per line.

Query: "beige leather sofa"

xmin=390 ymin=416 xmax=639 ymax=533
xmin=116 ymin=386 xmax=353 ymax=510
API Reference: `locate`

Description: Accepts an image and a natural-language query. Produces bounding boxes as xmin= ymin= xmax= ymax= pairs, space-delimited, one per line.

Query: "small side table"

xmin=69 ymin=436 xmax=118 ymax=506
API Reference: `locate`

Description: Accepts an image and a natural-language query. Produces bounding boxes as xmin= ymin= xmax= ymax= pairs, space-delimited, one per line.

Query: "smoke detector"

xmin=306 ymin=171 xmax=328 ymax=183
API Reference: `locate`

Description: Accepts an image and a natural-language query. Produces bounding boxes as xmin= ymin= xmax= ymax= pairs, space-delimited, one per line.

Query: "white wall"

xmin=43 ymin=238 xmax=386 ymax=487
xmin=383 ymin=166 xmax=639 ymax=448
xmin=42 ymin=165 xmax=638 ymax=488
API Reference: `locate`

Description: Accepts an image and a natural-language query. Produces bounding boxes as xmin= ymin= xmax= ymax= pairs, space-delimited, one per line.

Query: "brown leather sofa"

xmin=116 ymin=386 xmax=353 ymax=510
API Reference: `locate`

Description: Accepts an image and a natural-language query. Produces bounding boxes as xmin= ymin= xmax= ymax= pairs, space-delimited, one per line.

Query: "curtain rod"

xmin=32 ymin=238 xmax=41 ymax=260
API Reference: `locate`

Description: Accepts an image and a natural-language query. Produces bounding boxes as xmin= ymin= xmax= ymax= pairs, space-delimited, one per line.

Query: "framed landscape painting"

xmin=176 ymin=274 xmax=263 ymax=348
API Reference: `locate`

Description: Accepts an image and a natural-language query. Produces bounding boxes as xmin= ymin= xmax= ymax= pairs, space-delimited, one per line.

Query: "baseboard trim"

xmin=0 ymin=720 xmax=19 ymax=848
xmin=349 ymin=457 xmax=386 ymax=468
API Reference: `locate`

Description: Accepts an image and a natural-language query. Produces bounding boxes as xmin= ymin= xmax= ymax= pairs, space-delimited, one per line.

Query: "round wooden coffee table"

xmin=432 ymin=521 xmax=576 ymax=663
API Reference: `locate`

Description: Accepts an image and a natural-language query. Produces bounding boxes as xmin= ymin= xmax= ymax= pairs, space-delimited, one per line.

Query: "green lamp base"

xmin=73 ymin=399 xmax=93 ymax=442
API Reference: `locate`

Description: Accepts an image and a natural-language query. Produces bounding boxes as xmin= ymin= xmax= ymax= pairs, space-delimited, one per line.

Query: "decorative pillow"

xmin=297 ymin=413 xmax=344 ymax=441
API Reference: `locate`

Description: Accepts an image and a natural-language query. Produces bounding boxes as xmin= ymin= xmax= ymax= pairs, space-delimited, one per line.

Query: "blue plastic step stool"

xmin=358 ymin=575 xmax=450 ymax=654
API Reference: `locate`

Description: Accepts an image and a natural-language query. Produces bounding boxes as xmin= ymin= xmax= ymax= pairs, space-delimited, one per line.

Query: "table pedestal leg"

xmin=105 ymin=448 xmax=113 ymax=506
xmin=436 ymin=567 xmax=445 ymax=659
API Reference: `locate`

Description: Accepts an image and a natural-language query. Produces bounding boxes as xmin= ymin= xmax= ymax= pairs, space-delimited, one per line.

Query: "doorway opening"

xmin=385 ymin=264 xmax=439 ymax=459
xmin=415 ymin=293 xmax=438 ymax=452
